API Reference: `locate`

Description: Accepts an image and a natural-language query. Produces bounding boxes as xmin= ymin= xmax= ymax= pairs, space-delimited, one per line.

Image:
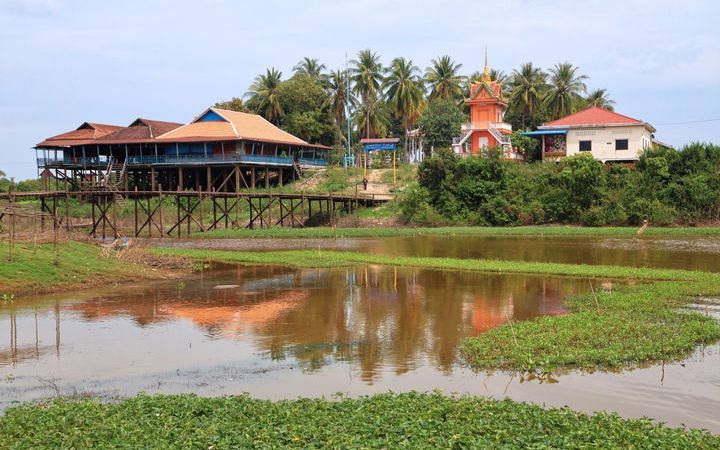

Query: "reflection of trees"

xmin=3 ymin=265 xmax=580 ymax=382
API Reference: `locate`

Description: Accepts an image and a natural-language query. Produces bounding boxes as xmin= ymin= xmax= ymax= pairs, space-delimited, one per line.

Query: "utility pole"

xmin=345 ymin=53 xmax=353 ymax=169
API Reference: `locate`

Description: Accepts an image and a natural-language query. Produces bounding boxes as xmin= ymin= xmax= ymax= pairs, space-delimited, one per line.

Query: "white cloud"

xmin=1 ymin=0 xmax=61 ymax=15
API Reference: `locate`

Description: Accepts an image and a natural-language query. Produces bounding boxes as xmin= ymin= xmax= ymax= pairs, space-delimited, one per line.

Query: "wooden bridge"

xmin=0 ymin=189 xmax=389 ymax=239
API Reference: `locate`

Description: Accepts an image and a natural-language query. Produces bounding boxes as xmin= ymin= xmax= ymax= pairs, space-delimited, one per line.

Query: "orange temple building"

xmin=452 ymin=50 xmax=521 ymax=160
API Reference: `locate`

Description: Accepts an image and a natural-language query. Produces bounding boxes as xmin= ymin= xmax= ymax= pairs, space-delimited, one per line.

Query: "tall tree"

xmin=213 ymin=97 xmax=249 ymax=112
xmin=507 ymin=62 xmax=548 ymax=129
xmin=585 ymin=88 xmax=615 ymax=111
xmin=326 ymin=69 xmax=350 ymax=147
xmin=293 ymin=57 xmax=326 ymax=81
xmin=351 ymin=49 xmax=384 ymax=138
xmin=246 ymin=68 xmax=284 ymax=125
xmin=353 ymin=101 xmax=390 ymax=140
xmin=425 ymin=55 xmax=464 ymax=103
xmin=384 ymin=57 xmax=426 ymax=148
xmin=545 ymin=62 xmax=588 ymax=120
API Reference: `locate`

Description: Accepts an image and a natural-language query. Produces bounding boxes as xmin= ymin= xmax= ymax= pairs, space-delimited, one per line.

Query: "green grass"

xmin=0 ymin=241 xmax=147 ymax=296
xmin=152 ymin=248 xmax=720 ymax=372
xmin=198 ymin=225 xmax=720 ymax=239
xmin=1 ymin=392 xmax=717 ymax=449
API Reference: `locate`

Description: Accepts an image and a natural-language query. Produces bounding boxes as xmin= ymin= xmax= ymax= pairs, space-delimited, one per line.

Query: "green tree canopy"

xmin=418 ymin=99 xmax=466 ymax=154
xmin=425 ymin=55 xmax=464 ymax=103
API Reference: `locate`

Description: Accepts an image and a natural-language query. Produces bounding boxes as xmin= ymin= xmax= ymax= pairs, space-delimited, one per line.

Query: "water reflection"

xmin=1 ymin=265 xmax=591 ymax=382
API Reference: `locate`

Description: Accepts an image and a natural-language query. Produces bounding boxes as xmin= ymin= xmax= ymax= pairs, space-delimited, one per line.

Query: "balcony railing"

xmin=37 ymin=156 xmax=113 ymax=166
xmin=460 ymin=121 xmax=512 ymax=133
xmin=39 ymin=154 xmax=329 ymax=168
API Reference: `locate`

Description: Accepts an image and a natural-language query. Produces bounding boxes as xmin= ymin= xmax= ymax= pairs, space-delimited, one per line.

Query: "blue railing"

xmin=38 ymin=154 xmax=328 ymax=167
xmin=37 ymin=156 xmax=113 ymax=166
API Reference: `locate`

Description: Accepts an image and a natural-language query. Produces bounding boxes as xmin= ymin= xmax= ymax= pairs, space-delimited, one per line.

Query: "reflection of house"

xmin=452 ymin=51 xmax=520 ymax=160
xmin=524 ymin=106 xmax=658 ymax=162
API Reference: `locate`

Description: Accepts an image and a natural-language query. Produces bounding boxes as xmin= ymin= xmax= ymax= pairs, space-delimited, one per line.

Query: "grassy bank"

xmin=198 ymin=225 xmax=720 ymax=239
xmin=0 ymin=241 xmax=175 ymax=297
xmin=1 ymin=393 xmax=717 ymax=449
xmin=153 ymin=248 xmax=720 ymax=371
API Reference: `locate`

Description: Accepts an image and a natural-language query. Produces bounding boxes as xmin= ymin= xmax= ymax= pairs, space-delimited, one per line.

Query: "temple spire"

xmin=481 ymin=46 xmax=491 ymax=83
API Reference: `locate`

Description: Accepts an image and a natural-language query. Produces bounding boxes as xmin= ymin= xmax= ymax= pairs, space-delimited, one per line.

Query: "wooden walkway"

xmin=0 ymin=190 xmax=389 ymax=238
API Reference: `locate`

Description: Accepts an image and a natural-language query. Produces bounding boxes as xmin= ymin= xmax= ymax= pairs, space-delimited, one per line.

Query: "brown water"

xmin=2 ymin=237 xmax=720 ymax=432
xmin=153 ymin=235 xmax=720 ymax=272
xmin=1 ymin=266 xmax=581 ymax=405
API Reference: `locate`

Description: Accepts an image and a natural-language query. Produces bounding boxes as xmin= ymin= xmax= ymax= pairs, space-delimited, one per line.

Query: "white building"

xmin=524 ymin=107 xmax=658 ymax=162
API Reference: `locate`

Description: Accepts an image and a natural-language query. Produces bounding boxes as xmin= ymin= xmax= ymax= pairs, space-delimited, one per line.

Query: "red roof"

xmin=37 ymin=122 xmax=123 ymax=147
xmin=542 ymin=106 xmax=643 ymax=128
xmin=96 ymin=118 xmax=184 ymax=143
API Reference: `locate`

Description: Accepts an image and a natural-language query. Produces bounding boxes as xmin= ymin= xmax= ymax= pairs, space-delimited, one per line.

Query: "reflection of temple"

xmin=3 ymin=267 xmax=580 ymax=383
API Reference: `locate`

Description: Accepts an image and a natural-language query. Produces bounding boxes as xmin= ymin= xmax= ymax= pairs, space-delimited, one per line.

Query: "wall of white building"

xmin=565 ymin=125 xmax=653 ymax=161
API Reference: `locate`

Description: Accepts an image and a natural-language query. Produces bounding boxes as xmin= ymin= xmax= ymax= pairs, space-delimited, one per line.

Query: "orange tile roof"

xmin=37 ymin=122 xmax=123 ymax=147
xmin=156 ymin=108 xmax=311 ymax=146
xmin=541 ymin=106 xmax=644 ymax=128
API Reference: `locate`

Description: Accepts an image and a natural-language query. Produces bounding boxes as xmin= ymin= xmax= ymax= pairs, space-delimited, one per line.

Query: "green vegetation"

xmin=198 ymin=225 xmax=720 ymax=239
xmin=0 ymin=241 xmax=150 ymax=296
xmin=152 ymin=247 xmax=720 ymax=372
xmin=1 ymin=392 xmax=717 ymax=449
xmin=404 ymin=144 xmax=720 ymax=226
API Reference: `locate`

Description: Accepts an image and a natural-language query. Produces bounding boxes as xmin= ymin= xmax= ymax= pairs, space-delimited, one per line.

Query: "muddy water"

xmin=2 ymin=263 xmax=719 ymax=432
xmin=152 ymin=235 xmax=720 ymax=272
xmin=1 ymin=266 xmax=580 ymax=406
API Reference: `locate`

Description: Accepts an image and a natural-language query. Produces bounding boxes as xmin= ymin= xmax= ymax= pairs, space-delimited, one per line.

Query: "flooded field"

xmin=2 ymin=235 xmax=720 ymax=432
xmin=152 ymin=235 xmax=720 ymax=272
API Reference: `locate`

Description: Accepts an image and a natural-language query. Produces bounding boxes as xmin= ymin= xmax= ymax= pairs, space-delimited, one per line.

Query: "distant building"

xmin=35 ymin=107 xmax=329 ymax=192
xmin=452 ymin=51 xmax=520 ymax=160
xmin=524 ymin=106 xmax=658 ymax=162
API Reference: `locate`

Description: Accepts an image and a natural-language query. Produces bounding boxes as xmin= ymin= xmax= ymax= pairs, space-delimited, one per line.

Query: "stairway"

xmin=102 ymin=160 xmax=127 ymax=206
xmin=292 ymin=161 xmax=303 ymax=179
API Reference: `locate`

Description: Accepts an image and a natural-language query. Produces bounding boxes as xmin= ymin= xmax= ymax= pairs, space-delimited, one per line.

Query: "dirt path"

xmin=363 ymin=169 xmax=394 ymax=200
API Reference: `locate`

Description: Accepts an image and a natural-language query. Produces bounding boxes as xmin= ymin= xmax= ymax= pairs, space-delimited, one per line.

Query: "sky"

xmin=1 ymin=0 xmax=719 ymax=179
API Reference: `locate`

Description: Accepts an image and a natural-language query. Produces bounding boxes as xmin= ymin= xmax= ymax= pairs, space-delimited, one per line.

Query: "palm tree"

xmin=545 ymin=62 xmax=588 ymax=120
xmin=326 ymin=69 xmax=349 ymax=147
xmin=293 ymin=57 xmax=326 ymax=81
xmin=585 ymin=88 xmax=615 ymax=111
xmin=384 ymin=57 xmax=426 ymax=148
xmin=246 ymin=68 xmax=284 ymax=124
xmin=425 ymin=55 xmax=464 ymax=103
xmin=353 ymin=101 xmax=390 ymax=140
xmin=351 ymin=49 xmax=384 ymax=138
xmin=507 ymin=62 xmax=548 ymax=129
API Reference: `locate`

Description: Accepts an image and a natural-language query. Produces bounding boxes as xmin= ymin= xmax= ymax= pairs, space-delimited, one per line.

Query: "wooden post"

xmin=178 ymin=167 xmax=183 ymax=191
xmin=278 ymin=168 xmax=283 ymax=187
xmin=158 ymin=185 xmax=164 ymax=238
xmin=8 ymin=188 xmax=14 ymax=263
xmin=134 ymin=187 xmax=138 ymax=237
xmin=234 ymin=166 xmax=240 ymax=193
xmin=393 ymin=151 xmax=397 ymax=186
xmin=206 ymin=166 xmax=212 ymax=192
xmin=264 ymin=168 xmax=269 ymax=189
xmin=151 ymin=167 xmax=156 ymax=191
xmin=112 ymin=194 xmax=118 ymax=238
xmin=251 ymin=167 xmax=256 ymax=189
xmin=199 ymin=187 xmax=204 ymax=232
xmin=329 ymin=191 xmax=334 ymax=226
xmin=64 ymin=185 xmax=70 ymax=231
xmin=91 ymin=195 xmax=96 ymax=238
xmin=177 ymin=193 xmax=181 ymax=238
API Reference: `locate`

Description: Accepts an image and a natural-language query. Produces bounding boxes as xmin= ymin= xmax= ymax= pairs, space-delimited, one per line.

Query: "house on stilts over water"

xmin=34 ymin=107 xmax=330 ymax=192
